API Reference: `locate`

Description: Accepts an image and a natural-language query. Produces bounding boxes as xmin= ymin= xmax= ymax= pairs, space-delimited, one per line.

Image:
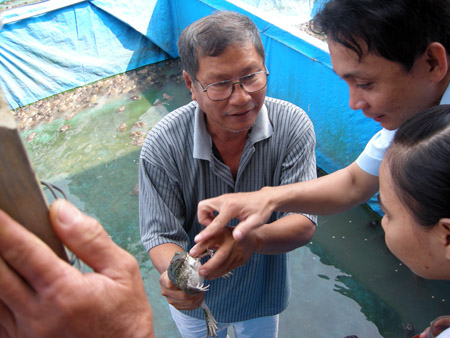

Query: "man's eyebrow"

xmin=333 ymin=69 xmax=367 ymax=80
xmin=341 ymin=72 xmax=363 ymax=80
xmin=207 ymin=65 xmax=261 ymax=83
xmin=341 ymin=73 xmax=355 ymax=80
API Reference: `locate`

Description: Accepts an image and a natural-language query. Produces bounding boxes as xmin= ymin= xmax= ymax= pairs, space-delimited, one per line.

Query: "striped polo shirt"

xmin=139 ymin=97 xmax=317 ymax=322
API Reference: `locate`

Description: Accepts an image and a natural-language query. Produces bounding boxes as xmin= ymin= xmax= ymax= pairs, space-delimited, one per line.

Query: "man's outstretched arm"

xmin=196 ymin=162 xmax=378 ymax=243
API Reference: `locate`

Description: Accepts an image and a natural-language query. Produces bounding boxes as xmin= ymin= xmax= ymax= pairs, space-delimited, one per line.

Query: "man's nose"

xmin=348 ymin=88 xmax=368 ymax=111
xmin=229 ymin=82 xmax=251 ymax=103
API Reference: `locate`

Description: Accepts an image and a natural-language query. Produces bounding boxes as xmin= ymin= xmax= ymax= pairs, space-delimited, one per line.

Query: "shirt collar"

xmin=441 ymin=82 xmax=450 ymax=105
xmin=193 ymin=102 xmax=273 ymax=161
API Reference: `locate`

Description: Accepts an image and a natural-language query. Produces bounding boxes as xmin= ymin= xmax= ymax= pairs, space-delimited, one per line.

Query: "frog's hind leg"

xmin=200 ymin=300 xmax=218 ymax=338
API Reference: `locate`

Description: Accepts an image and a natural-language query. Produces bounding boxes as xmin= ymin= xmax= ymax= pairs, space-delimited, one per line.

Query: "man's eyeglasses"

xmin=197 ymin=67 xmax=269 ymax=101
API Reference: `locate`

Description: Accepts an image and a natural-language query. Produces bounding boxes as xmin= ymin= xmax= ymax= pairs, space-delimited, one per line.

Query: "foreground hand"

xmin=159 ymin=270 xmax=205 ymax=310
xmin=419 ymin=315 xmax=450 ymax=338
xmin=196 ymin=189 xmax=274 ymax=243
xmin=190 ymin=226 xmax=260 ymax=279
xmin=0 ymin=199 xmax=154 ymax=338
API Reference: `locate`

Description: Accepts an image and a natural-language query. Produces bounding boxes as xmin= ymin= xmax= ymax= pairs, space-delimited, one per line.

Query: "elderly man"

xmin=139 ymin=10 xmax=317 ymax=338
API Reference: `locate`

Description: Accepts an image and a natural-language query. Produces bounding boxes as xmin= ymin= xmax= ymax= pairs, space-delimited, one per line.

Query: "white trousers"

xmin=169 ymin=305 xmax=279 ymax=338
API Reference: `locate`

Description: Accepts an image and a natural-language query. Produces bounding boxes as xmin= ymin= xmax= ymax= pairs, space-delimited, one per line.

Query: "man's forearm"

xmin=254 ymin=214 xmax=315 ymax=254
xmin=149 ymin=242 xmax=184 ymax=274
xmin=264 ymin=162 xmax=379 ymax=215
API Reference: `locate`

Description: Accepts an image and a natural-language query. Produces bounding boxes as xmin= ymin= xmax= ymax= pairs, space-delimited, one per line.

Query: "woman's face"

xmin=379 ymin=160 xmax=449 ymax=280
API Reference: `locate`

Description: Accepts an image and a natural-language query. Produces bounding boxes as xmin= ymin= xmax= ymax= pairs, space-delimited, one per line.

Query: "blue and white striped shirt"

xmin=139 ymin=97 xmax=317 ymax=322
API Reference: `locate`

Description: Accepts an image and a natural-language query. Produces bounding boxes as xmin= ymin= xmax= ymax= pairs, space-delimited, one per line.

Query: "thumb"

xmin=419 ymin=328 xmax=429 ymax=338
xmin=197 ymin=201 xmax=218 ymax=226
xmin=49 ymin=199 xmax=124 ymax=274
xmin=194 ymin=209 xmax=232 ymax=243
xmin=231 ymin=216 xmax=259 ymax=241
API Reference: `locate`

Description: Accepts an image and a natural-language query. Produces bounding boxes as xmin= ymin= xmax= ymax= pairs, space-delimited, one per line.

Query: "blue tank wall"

xmin=0 ymin=0 xmax=382 ymax=213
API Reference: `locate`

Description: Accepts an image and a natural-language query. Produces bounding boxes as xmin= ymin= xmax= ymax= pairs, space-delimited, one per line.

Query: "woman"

xmin=379 ymin=104 xmax=450 ymax=337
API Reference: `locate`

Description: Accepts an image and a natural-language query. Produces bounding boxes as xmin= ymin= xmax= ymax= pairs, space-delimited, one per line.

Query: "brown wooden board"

xmin=0 ymin=90 xmax=68 ymax=261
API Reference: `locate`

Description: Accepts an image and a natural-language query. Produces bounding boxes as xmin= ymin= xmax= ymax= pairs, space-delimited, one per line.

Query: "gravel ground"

xmin=295 ymin=20 xmax=327 ymax=42
xmin=12 ymin=59 xmax=183 ymax=131
xmin=0 ymin=0 xmax=42 ymax=11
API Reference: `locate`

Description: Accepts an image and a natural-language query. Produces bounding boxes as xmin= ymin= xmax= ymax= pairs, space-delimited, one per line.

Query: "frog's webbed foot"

xmin=198 ymin=248 xmax=215 ymax=259
xmin=200 ymin=300 xmax=218 ymax=338
xmin=222 ymin=271 xmax=233 ymax=279
xmin=188 ymin=282 xmax=210 ymax=292
xmin=202 ymin=249 xmax=233 ymax=279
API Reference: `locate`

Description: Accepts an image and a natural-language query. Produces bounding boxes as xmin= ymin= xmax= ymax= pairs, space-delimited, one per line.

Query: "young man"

xmin=194 ymin=0 xmax=450 ymax=276
xmin=139 ymin=10 xmax=316 ymax=338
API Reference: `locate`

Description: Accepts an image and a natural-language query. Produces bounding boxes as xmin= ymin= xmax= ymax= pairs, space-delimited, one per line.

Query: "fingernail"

xmin=55 ymin=200 xmax=81 ymax=227
xmin=194 ymin=234 xmax=202 ymax=242
xmin=233 ymin=229 xmax=243 ymax=241
xmin=199 ymin=268 xmax=206 ymax=277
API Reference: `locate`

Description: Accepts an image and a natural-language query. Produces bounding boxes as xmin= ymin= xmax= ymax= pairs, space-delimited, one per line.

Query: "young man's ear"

xmin=438 ymin=218 xmax=450 ymax=260
xmin=183 ymin=70 xmax=197 ymax=101
xmin=425 ymin=42 xmax=449 ymax=82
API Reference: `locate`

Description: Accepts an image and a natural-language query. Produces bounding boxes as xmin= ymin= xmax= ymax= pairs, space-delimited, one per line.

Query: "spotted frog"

xmin=168 ymin=249 xmax=231 ymax=338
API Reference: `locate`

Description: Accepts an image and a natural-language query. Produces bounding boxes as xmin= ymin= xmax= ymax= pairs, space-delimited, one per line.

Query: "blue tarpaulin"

xmin=0 ymin=0 xmax=172 ymax=110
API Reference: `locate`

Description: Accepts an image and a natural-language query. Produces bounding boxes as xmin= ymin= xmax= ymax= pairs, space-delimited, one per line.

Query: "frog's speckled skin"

xmin=167 ymin=250 xmax=219 ymax=337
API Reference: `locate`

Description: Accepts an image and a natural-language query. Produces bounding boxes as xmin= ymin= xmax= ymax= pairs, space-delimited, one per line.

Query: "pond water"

xmin=20 ymin=58 xmax=450 ymax=338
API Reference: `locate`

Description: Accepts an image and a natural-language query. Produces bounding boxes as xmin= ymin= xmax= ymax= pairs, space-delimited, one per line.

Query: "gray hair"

xmin=177 ymin=11 xmax=265 ymax=79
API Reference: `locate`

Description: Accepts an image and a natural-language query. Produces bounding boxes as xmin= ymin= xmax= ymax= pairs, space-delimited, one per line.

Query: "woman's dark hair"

xmin=385 ymin=104 xmax=450 ymax=226
xmin=312 ymin=0 xmax=450 ymax=71
xmin=177 ymin=11 xmax=265 ymax=79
